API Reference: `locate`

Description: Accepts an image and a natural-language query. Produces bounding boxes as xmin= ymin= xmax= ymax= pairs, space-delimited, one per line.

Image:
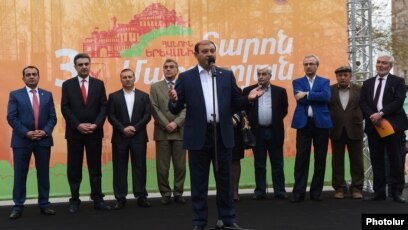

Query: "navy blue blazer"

xmin=7 ymin=87 xmax=57 ymax=148
xmin=168 ymin=66 xmax=250 ymax=150
xmin=291 ymin=76 xmax=332 ymax=129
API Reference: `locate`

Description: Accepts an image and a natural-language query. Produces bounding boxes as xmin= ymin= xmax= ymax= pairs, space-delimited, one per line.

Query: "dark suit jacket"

xmin=7 ymin=87 xmax=57 ymax=147
xmin=243 ymin=84 xmax=288 ymax=147
xmin=291 ymin=76 xmax=332 ymax=129
xmin=360 ymin=74 xmax=408 ymax=134
xmin=61 ymin=76 xmax=107 ymax=139
xmin=107 ymin=88 xmax=151 ymax=143
xmin=168 ymin=65 xmax=250 ymax=150
xmin=329 ymin=83 xmax=364 ymax=140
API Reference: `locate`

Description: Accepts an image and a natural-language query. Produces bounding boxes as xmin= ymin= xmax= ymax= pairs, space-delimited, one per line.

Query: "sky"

xmin=372 ymin=0 xmax=391 ymax=29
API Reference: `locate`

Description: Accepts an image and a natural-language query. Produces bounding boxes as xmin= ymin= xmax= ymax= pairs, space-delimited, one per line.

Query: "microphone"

xmin=208 ymin=56 xmax=217 ymax=77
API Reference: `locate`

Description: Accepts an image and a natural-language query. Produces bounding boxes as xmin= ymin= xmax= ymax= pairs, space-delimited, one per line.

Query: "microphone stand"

xmin=211 ymin=66 xmax=218 ymax=175
xmin=206 ymin=65 xmax=253 ymax=230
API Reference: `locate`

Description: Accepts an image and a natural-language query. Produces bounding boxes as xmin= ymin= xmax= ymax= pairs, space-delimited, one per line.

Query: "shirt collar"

xmin=26 ymin=86 xmax=38 ymax=93
xmin=122 ymin=88 xmax=135 ymax=94
xmin=165 ymin=79 xmax=175 ymax=84
xmin=306 ymin=75 xmax=316 ymax=83
xmin=262 ymin=84 xmax=271 ymax=92
xmin=78 ymin=76 xmax=90 ymax=83
xmin=197 ymin=65 xmax=210 ymax=75
xmin=337 ymin=84 xmax=351 ymax=89
xmin=376 ymin=74 xmax=388 ymax=81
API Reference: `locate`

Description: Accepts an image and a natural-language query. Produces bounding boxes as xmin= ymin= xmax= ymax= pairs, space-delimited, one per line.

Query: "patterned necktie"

xmin=31 ymin=89 xmax=39 ymax=130
xmin=169 ymin=81 xmax=174 ymax=90
xmin=81 ymin=79 xmax=87 ymax=104
xmin=373 ymin=77 xmax=384 ymax=111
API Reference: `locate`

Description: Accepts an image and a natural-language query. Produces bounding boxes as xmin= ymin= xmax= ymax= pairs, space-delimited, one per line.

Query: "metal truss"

xmin=347 ymin=0 xmax=374 ymax=192
xmin=347 ymin=0 xmax=374 ymax=83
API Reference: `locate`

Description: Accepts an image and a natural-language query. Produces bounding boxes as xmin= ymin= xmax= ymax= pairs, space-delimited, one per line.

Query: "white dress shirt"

xmin=78 ymin=76 xmax=89 ymax=96
xmin=198 ymin=65 xmax=219 ymax=123
xmin=374 ymin=74 xmax=388 ymax=112
xmin=26 ymin=86 xmax=40 ymax=106
xmin=307 ymin=76 xmax=315 ymax=117
xmin=123 ymin=89 xmax=135 ymax=120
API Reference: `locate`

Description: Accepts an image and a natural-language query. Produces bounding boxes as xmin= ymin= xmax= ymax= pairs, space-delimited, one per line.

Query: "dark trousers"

xmin=188 ymin=124 xmax=235 ymax=226
xmin=12 ymin=145 xmax=51 ymax=211
xmin=331 ymin=129 xmax=364 ymax=192
xmin=67 ymin=138 xmax=103 ymax=203
xmin=293 ymin=119 xmax=329 ymax=199
xmin=155 ymin=140 xmax=186 ymax=197
xmin=112 ymin=141 xmax=148 ymax=202
xmin=384 ymin=133 xmax=406 ymax=195
xmin=253 ymin=127 xmax=286 ymax=196
xmin=367 ymin=131 xmax=405 ymax=196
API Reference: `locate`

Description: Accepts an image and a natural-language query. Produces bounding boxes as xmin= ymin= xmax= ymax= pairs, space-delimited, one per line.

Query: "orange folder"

xmin=374 ymin=118 xmax=395 ymax=138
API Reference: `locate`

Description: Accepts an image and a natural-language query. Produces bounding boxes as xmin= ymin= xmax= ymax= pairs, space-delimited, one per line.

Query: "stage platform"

xmin=1 ymin=186 xmax=407 ymax=230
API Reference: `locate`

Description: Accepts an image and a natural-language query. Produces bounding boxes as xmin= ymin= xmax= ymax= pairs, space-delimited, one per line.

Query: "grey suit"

xmin=150 ymin=80 xmax=186 ymax=197
xmin=329 ymin=83 xmax=364 ymax=193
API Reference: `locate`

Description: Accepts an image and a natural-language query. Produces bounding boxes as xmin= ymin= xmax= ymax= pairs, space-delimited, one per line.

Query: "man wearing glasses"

xmin=291 ymin=54 xmax=332 ymax=203
xmin=150 ymin=59 xmax=187 ymax=205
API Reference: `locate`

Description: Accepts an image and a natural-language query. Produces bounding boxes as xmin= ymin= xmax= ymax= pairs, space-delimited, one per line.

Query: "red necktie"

xmin=81 ymin=79 xmax=87 ymax=104
xmin=169 ymin=81 xmax=174 ymax=90
xmin=31 ymin=89 xmax=39 ymax=130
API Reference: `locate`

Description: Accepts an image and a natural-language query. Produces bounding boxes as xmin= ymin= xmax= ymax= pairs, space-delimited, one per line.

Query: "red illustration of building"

xmin=83 ymin=3 xmax=188 ymax=58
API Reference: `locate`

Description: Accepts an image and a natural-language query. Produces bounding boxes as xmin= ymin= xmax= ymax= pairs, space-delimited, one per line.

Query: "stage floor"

xmin=1 ymin=187 xmax=407 ymax=230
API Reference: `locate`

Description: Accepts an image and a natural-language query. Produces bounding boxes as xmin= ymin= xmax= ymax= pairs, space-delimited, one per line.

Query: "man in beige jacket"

xmin=150 ymin=59 xmax=187 ymax=205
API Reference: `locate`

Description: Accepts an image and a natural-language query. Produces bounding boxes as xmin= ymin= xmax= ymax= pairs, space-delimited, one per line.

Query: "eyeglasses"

xmin=163 ymin=65 xmax=176 ymax=69
xmin=303 ymin=63 xmax=317 ymax=67
xmin=76 ymin=63 xmax=90 ymax=67
xmin=257 ymin=72 xmax=270 ymax=76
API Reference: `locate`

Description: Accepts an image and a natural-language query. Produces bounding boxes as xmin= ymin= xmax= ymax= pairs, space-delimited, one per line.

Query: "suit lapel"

xmin=21 ymin=88 xmax=34 ymax=114
xmin=119 ymin=90 xmax=131 ymax=123
xmin=130 ymin=90 xmax=139 ymax=122
xmin=38 ymin=89 xmax=45 ymax=118
xmin=344 ymin=86 xmax=355 ymax=112
xmin=158 ymin=80 xmax=170 ymax=100
xmin=192 ymin=66 xmax=206 ymax=108
xmin=86 ymin=77 xmax=94 ymax=105
xmin=270 ymin=85 xmax=277 ymax=117
xmin=369 ymin=77 xmax=376 ymax=102
xmin=302 ymin=76 xmax=311 ymax=91
xmin=253 ymin=85 xmax=259 ymax=109
xmin=216 ymin=69 xmax=222 ymax=104
xmin=331 ymin=86 xmax=344 ymax=111
xmin=74 ymin=76 xmax=86 ymax=105
xmin=382 ymin=75 xmax=392 ymax=100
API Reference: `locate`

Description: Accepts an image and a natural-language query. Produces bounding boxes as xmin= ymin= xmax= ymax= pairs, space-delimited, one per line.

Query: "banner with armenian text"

xmin=0 ymin=0 xmax=348 ymax=199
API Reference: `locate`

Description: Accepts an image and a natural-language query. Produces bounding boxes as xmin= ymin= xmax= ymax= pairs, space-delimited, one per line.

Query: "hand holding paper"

xmin=374 ymin=118 xmax=395 ymax=138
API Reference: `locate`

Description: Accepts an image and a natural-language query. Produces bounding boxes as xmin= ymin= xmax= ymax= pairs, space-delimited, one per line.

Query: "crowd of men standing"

xmin=6 ymin=40 xmax=408 ymax=230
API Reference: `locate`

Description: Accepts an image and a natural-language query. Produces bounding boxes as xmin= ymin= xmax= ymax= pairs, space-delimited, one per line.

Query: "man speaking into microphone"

xmin=168 ymin=40 xmax=262 ymax=230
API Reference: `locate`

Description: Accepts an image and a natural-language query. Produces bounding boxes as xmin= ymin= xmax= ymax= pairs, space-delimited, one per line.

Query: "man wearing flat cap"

xmin=329 ymin=65 xmax=364 ymax=199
